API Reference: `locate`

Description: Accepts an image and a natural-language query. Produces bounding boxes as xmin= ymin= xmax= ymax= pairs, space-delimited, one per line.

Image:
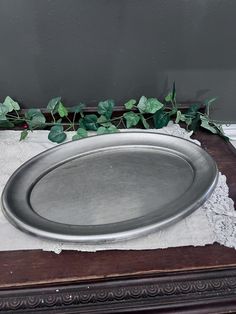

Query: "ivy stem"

xmin=121 ymin=118 xmax=126 ymax=128
xmin=107 ymin=113 xmax=143 ymax=124
xmin=66 ymin=115 xmax=73 ymax=125
xmin=65 ymin=125 xmax=73 ymax=132
xmin=14 ymin=110 xmax=20 ymax=119
xmin=72 ymin=112 xmax=77 ymax=131
xmin=107 ymin=116 xmax=124 ymax=123
xmin=6 ymin=114 xmax=25 ymax=121
xmin=51 ymin=112 xmax=56 ymax=124
xmin=116 ymin=118 xmax=123 ymax=128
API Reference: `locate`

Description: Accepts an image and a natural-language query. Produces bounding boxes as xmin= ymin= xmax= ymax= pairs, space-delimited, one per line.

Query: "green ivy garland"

xmin=0 ymin=86 xmax=227 ymax=143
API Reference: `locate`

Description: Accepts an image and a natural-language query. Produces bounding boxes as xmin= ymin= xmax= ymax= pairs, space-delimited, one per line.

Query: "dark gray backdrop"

xmin=0 ymin=0 xmax=235 ymax=122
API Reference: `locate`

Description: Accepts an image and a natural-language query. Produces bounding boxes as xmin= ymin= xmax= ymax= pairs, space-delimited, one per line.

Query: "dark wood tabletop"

xmin=0 ymin=130 xmax=236 ymax=314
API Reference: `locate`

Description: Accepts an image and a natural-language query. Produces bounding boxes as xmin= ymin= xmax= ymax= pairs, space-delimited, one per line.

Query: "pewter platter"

xmin=1 ymin=132 xmax=218 ymax=243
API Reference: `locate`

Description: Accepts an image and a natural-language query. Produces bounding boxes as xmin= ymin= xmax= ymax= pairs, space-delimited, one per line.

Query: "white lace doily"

xmin=0 ymin=122 xmax=235 ymax=253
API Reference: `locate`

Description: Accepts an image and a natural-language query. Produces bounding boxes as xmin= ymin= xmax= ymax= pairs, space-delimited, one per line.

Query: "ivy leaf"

xmin=165 ymin=82 xmax=176 ymax=102
xmin=0 ymin=120 xmax=14 ymax=128
xmin=0 ymin=103 xmax=9 ymax=119
xmin=146 ymin=98 xmax=164 ymax=114
xmin=176 ymin=112 xmax=192 ymax=126
xmin=137 ymin=96 xmax=147 ymax=113
xmin=137 ymin=96 xmax=163 ymax=114
xmin=76 ymin=127 xmax=88 ymax=138
xmin=47 ymin=97 xmax=61 ymax=113
xmin=107 ymin=125 xmax=119 ymax=133
xmin=97 ymin=125 xmax=119 ymax=135
xmin=97 ymin=126 xmax=107 ymax=135
xmin=185 ymin=117 xmax=192 ymax=126
xmin=58 ymin=102 xmax=68 ymax=117
xmin=189 ymin=113 xmax=201 ymax=132
xmin=154 ymin=109 xmax=170 ymax=129
xmin=200 ymin=115 xmax=218 ymax=134
xmin=48 ymin=125 xmax=67 ymax=143
xmin=80 ymin=114 xmax=98 ymax=131
xmin=175 ymin=111 xmax=192 ymax=125
xmin=3 ymin=96 xmax=20 ymax=111
xmin=175 ymin=110 xmax=182 ymax=124
xmin=97 ymin=115 xmax=113 ymax=127
xmin=124 ymin=99 xmax=136 ymax=110
xmin=97 ymin=99 xmax=115 ymax=119
xmin=20 ymin=130 xmax=28 ymax=141
xmin=123 ymin=112 xmax=140 ymax=128
xmin=69 ymin=103 xmax=85 ymax=113
xmin=165 ymin=93 xmax=172 ymax=102
xmin=185 ymin=104 xmax=201 ymax=118
xmin=72 ymin=128 xmax=88 ymax=141
xmin=140 ymin=115 xmax=149 ymax=129
xmin=97 ymin=115 xmax=107 ymax=124
xmin=101 ymin=122 xmax=113 ymax=127
xmin=25 ymin=109 xmax=46 ymax=128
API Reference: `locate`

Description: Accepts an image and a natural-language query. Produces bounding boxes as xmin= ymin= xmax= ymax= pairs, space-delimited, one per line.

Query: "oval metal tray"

xmin=1 ymin=132 xmax=218 ymax=243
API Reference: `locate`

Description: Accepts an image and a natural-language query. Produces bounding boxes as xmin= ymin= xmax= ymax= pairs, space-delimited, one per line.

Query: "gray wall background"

xmin=0 ymin=0 xmax=235 ymax=122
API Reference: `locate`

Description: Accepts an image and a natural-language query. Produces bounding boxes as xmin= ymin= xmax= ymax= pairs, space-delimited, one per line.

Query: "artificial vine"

xmin=0 ymin=85 xmax=227 ymax=143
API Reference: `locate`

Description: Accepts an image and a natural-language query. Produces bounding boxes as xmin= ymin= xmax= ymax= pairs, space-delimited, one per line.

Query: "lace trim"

xmin=202 ymin=174 xmax=236 ymax=248
xmin=168 ymin=123 xmax=236 ymax=249
xmin=0 ymin=123 xmax=235 ymax=252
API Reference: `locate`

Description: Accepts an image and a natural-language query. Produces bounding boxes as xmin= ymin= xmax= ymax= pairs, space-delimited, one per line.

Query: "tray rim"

xmin=1 ymin=131 xmax=219 ymax=243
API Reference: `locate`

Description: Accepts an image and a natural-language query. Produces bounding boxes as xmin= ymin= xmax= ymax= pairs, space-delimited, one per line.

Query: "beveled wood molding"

xmin=1 ymin=268 xmax=236 ymax=313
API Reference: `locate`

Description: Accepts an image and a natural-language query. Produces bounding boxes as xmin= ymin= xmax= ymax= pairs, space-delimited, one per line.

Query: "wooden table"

xmin=0 ymin=130 xmax=236 ymax=313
